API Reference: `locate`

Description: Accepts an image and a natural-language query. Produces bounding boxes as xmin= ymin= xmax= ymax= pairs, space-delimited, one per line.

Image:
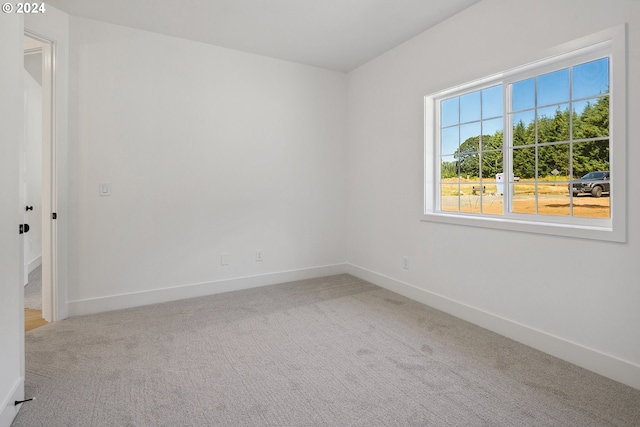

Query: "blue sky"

xmin=512 ymin=57 xmax=609 ymax=111
xmin=441 ymin=57 xmax=609 ymax=154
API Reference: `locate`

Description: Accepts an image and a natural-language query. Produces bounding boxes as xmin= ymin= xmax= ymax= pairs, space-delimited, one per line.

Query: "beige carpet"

xmin=13 ymin=274 xmax=640 ymax=426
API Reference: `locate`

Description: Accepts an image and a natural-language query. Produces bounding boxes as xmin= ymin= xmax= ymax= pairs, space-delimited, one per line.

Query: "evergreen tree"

xmin=512 ymin=120 xmax=531 ymax=146
xmin=574 ymin=96 xmax=609 ymax=139
xmin=513 ymin=147 xmax=535 ymax=178
xmin=571 ymin=95 xmax=609 ymax=176
xmin=445 ymin=94 xmax=608 ymax=180
xmin=572 ymin=140 xmax=609 ymax=177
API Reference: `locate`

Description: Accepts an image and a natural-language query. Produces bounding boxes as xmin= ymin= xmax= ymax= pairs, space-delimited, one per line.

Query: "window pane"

xmin=481 ymin=185 xmax=503 ymax=215
xmin=538 ymin=184 xmax=570 ymax=216
xmin=538 ymin=104 xmax=570 ymax=143
xmin=538 ymin=144 xmax=569 ymax=178
xmin=482 ymin=85 xmax=503 ymax=119
xmin=460 ymin=184 xmax=480 ymax=213
xmin=482 ymin=117 xmax=503 ymax=135
xmin=573 ymin=192 xmax=610 ymax=219
xmin=512 ymin=110 xmax=535 ymax=146
xmin=460 ymin=122 xmax=481 ymax=153
xmin=512 ymin=147 xmax=536 ymax=180
xmin=481 ymin=151 xmax=503 ymax=180
xmin=458 ymin=121 xmax=480 ymax=180
xmin=572 ymin=96 xmax=609 ymax=139
xmin=441 ymin=126 xmax=459 ymax=155
xmin=512 ymin=78 xmax=535 ymax=111
xmin=482 ymin=132 xmax=503 ymax=151
xmin=460 ymin=91 xmax=481 ymax=123
xmin=573 ymin=57 xmax=609 ymax=100
xmin=441 ymin=97 xmax=459 ymax=127
xmin=572 ymin=140 xmax=609 ymax=179
xmin=440 ymin=184 xmax=459 ymax=212
xmin=538 ymin=68 xmax=570 ymax=105
xmin=512 ymin=184 xmax=536 ymax=214
xmin=570 ymin=169 xmax=609 ymax=211
xmin=441 ymin=155 xmax=459 ymax=180
xmin=459 ymin=152 xmax=480 ymax=180
xmin=538 ymin=104 xmax=569 ymax=142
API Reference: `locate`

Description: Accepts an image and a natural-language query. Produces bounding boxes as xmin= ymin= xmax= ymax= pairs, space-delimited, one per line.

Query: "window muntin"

xmin=436 ymin=55 xmax=610 ymax=222
xmin=439 ymin=84 xmax=504 ymax=215
xmin=424 ymin=27 xmax=626 ymax=243
xmin=507 ymin=57 xmax=610 ymax=219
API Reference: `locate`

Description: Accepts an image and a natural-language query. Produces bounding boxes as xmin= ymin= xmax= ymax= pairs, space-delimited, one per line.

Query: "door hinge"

xmin=19 ymin=224 xmax=30 ymax=234
xmin=52 ymin=212 xmax=57 ymax=220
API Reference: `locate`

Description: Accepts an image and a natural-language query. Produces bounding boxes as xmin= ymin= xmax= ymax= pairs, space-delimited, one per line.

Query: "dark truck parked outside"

xmin=570 ymin=171 xmax=610 ymax=198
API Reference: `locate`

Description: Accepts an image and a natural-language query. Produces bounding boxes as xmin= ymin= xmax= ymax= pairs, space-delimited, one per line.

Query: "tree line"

xmin=442 ymin=95 xmax=609 ymax=180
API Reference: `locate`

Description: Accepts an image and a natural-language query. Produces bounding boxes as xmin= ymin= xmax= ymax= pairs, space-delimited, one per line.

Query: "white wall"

xmin=346 ymin=0 xmax=640 ymax=388
xmin=0 ymin=13 xmax=25 ymax=427
xmin=24 ymin=69 xmax=43 ymax=273
xmin=66 ymin=17 xmax=347 ymax=313
xmin=24 ymin=52 xmax=42 ymax=85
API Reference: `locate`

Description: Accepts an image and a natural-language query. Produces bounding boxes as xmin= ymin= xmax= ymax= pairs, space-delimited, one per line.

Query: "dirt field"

xmin=441 ymin=194 xmax=610 ymax=218
xmin=440 ymin=177 xmax=610 ymax=218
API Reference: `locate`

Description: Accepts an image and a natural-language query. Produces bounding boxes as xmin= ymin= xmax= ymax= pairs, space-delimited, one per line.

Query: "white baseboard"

xmin=346 ymin=263 xmax=640 ymax=391
xmin=28 ymin=255 xmax=42 ymax=274
xmin=67 ymin=263 xmax=349 ymax=317
xmin=0 ymin=377 xmax=23 ymax=427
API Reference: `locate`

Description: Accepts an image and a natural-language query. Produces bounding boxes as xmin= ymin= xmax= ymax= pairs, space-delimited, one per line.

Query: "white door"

xmin=22 ymin=59 xmax=44 ymax=288
xmin=0 ymin=12 xmax=26 ymax=426
xmin=23 ymin=75 xmax=30 ymax=285
xmin=22 ymin=29 xmax=57 ymax=322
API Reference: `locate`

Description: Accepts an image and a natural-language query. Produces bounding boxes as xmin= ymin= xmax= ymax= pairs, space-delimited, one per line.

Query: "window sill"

xmin=421 ymin=212 xmax=624 ymax=243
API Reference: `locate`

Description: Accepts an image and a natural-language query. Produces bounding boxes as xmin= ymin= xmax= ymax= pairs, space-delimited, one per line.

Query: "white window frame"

xmin=423 ymin=25 xmax=627 ymax=242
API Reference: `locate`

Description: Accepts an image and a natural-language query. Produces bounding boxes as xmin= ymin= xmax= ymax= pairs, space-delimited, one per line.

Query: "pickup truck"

xmin=570 ymin=171 xmax=610 ymax=198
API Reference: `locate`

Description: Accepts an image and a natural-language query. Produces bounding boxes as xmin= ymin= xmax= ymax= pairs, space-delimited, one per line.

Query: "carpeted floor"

xmin=23 ymin=265 xmax=42 ymax=310
xmin=13 ymin=274 xmax=640 ymax=426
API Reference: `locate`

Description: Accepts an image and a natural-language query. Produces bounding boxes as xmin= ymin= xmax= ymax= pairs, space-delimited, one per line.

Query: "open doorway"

xmin=23 ymin=32 xmax=56 ymax=329
xmin=23 ymin=35 xmax=44 ymax=330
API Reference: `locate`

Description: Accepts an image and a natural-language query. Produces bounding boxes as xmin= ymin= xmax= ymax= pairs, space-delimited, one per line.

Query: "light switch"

xmin=99 ymin=182 xmax=111 ymax=196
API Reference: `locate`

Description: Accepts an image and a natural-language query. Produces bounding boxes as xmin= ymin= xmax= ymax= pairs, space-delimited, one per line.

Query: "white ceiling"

xmin=44 ymin=0 xmax=481 ymax=72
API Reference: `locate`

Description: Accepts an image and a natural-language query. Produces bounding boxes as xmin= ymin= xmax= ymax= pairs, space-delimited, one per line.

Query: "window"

xmin=423 ymin=27 xmax=626 ymax=242
xmin=439 ymin=84 xmax=504 ymax=215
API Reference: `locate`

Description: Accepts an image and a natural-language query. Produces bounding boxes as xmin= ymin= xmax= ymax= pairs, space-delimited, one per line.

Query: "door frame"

xmin=24 ymin=29 xmax=57 ymax=322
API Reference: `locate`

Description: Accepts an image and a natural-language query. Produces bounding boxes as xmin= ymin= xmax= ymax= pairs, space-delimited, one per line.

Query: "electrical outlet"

xmin=256 ymin=249 xmax=263 ymax=262
xmin=220 ymin=254 xmax=230 ymax=266
xmin=402 ymin=256 xmax=410 ymax=270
